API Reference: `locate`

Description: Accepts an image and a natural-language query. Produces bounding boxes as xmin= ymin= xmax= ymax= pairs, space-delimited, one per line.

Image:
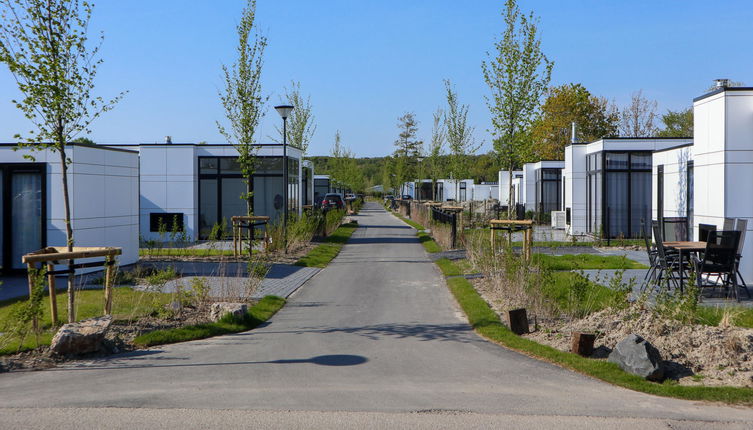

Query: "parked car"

xmin=384 ymin=194 xmax=395 ymax=201
xmin=321 ymin=193 xmax=344 ymax=210
xmin=401 ymin=194 xmax=413 ymax=200
xmin=345 ymin=193 xmax=356 ymax=201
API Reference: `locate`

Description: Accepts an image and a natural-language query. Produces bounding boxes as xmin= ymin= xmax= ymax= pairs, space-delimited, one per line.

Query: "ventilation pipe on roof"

xmin=165 ymin=136 xmax=172 ymax=144
xmin=571 ymin=122 xmax=577 ymax=144
xmin=714 ymin=78 xmax=731 ymax=89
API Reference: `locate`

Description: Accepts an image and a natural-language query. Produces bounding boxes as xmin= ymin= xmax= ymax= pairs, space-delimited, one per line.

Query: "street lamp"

xmin=274 ymin=104 xmax=294 ymax=254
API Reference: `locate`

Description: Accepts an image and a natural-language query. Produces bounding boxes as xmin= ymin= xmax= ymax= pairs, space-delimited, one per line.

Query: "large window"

xmin=535 ymin=168 xmax=562 ymax=215
xmin=198 ymin=156 xmax=296 ymax=239
xmin=587 ymin=151 xmax=651 ymax=238
xmin=0 ymin=164 xmax=45 ymax=272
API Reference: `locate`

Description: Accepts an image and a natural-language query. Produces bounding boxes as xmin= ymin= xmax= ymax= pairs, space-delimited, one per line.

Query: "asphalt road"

xmin=1 ymin=202 xmax=751 ymax=428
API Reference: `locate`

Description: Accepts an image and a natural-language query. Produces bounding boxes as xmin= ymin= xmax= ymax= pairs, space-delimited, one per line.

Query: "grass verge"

xmin=140 ymin=248 xmax=246 ymax=257
xmin=134 ymin=295 xmax=285 ymax=347
xmin=294 ymin=222 xmax=358 ymax=268
xmin=0 ymin=288 xmax=172 ymax=355
xmin=532 ymin=253 xmax=647 ymax=270
xmin=391 ymin=212 xmax=442 ymax=253
xmin=439 ymin=258 xmax=753 ymax=405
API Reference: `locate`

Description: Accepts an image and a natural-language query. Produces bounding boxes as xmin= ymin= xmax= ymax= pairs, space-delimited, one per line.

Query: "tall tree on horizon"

xmin=482 ymin=0 xmax=552 ymax=217
xmin=393 ymin=112 xmax=422 ymax=195
xmin=619 ymin=90 xmax=658 ymax=137
xmin=657 ymin=107 xmax=693 ymax=138
xmin=427 ymin=108 xmax=446 ymax=201
xmin=0 ymin=0 xmax=126 ymax=322
xmin=217 ymin=0 xmax=267 ymax=217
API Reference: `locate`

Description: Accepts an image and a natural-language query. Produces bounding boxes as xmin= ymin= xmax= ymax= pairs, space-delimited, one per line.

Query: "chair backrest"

xmin=702 ymin=230 xmax=741 ymax=271
xmin=698 ymin=223 xmax=717 ymax=243
xmin=663 ymin=217 xmax=688 ymax=242
xmin=652 ymin=222 xmax=671 ymax=264
xmin=723 ymin=217 xmax=735 ymax=231
xmin=642 ymin=222 xmax=654 ymax=259
xmin=735 ymin=219 xmax=748 ymax=255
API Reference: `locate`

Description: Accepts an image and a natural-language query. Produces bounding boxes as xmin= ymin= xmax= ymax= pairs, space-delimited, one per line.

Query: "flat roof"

xmin=693 ymin=86 xmax=753 ymax=103
xmin=653 ymin=142 xmax=694 ymax=153
xmin=0 ymin=142 xmax=139 ymax=154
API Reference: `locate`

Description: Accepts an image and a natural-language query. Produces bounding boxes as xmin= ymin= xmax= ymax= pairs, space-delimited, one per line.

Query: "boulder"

xmin=608 ymin=334 xmax=665 ymax=381
xmin=50 ymin=316 xmax=112 ymax=356
xmin=210 ymin=302 xmax=248 ymax=322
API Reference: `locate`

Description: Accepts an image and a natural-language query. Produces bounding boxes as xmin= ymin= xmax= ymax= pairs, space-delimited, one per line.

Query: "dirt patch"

xmin=0 ymin=303 xmax=240 ymax=373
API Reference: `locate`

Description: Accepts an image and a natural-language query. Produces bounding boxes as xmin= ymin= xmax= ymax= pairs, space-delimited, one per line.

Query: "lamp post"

xmin=274 ymin=104 xmax=294 ymax=254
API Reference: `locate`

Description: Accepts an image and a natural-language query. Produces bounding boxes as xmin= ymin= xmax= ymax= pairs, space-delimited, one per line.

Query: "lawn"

xmin=140 ymin=248 xmax=248 ymax=257
xmin=391 ymin=212 xmax=442 ymax=253
xmin=294 ymin=222 xmax=358 ymax=268
xmin=134 ymin=295 xmax=285 ymax=347
xmin=532 ymin=253 xmax=647 ymax=270
xmin=0 ymin=287 xmax=172 ymax=355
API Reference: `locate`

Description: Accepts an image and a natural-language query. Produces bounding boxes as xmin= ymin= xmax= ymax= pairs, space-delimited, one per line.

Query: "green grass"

xmin=294 ymin=222 xmax=358 ymax=268
xmin=391 ymin=212 xmax=442 ymax=253
xmin=438 ymin=258 xmax=753 ymax=404
xmin=435 ymin=258 xmax=462 ymax=277
xmin=532 ymin=253 xmax=647 ymax=270
xmin=508 ymin=239 xmax=644 ymax=248
xmin=140 ymin=248 xmax=252 ymax=257
xmin=0 ymin=288 xmax=172 ymax=355
xmin=134 ymin=296 xmax=285 ymax=347
xmin=694 ymin=306 xmax=753 ymax=329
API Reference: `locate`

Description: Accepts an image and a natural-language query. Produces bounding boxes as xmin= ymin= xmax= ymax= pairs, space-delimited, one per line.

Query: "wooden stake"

xmin=104 ymin=256 xmax=114 ymax=315
xmin=507 ymin=308 xmax=529 ymax=335
xmin=26 ymin=263 xmax=38 ymax=331
xmin=571 ymin=332 xmax=596 ymax=357
xmin=47 ymin=263 xmax=58 ymax=326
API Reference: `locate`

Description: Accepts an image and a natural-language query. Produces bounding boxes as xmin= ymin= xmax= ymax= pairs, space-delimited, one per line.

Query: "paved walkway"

xmin=0 ymin=202 xmax=752 ymax=428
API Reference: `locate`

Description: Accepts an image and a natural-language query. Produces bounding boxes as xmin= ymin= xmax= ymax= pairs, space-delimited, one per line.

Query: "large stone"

xmin=50 ymin=316 xmax=112 ymax=356
xmin=210 ymin=302 xmax=248 ymax=322
xmin=608 ymin=334 xmax=665 ymax=381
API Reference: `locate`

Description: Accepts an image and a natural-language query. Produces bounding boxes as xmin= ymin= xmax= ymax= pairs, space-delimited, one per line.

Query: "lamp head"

xmin=274 ymin=104 xmax=294 ymax=119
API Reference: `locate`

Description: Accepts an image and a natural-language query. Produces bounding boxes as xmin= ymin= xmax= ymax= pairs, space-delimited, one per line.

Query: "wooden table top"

xmin=663 ymin=241 xmax=707 ymax=251
xmin=490 ymin=219 xmax=534 ymax=226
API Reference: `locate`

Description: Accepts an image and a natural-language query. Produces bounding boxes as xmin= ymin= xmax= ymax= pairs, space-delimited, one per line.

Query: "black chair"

xmin=652 ymin=222 xmax=683 ymax=290
xmin=694 ymin=230 xmax=742 ymax=301
xmin=734 ymin=219 xmax=751 ymax=299
xmin=663 ymin=217 xmax=689 ymax=242
xmin=641 ymin=222 xmax=658 ymax=287
xmin=698 ymin=223 xmax=717 ymax=243
xmin=723 ymin=218 xmax=736 ymax=232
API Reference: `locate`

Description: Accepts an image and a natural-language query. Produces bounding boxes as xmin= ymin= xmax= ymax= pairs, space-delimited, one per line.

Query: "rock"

xmin=608 ymin=334 xmax=665 ymax=381
xmin=210 ymin=302 xmax=248 ymax=322
xmin=50 ymin=316 xmax=112 ymax=356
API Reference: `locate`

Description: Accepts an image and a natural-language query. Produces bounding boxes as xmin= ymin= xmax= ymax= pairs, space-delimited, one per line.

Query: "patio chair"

xmin=694 ymin=230 xmax=742 ymax=301
xmin=723 ymin=217 xmax=736 ymax=231
xmin=662 ymin=217 xmax=688 ymax=242
xmin=640 ymin=222 xmax=658 ymax=287
xmin=698 ymin=223 xmax=717 ymax=242
xmin=651 ymin=222 xmax=683 ymax=290
xmin=734 ymin=219 xmax=751 ymax=299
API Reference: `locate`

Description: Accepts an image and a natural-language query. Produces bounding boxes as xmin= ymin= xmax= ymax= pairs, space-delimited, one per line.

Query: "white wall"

xmin=652 ymin=145 xmax=693 ymax=224
xmin=498 ymin=170 xmax=522 ymax=205
xmin=521 ymin=163 xmax=536 ymax=211
xmin=471 ymin=184 xmax=498 ymax=201
xmin=564 ymin=144 xmax=587 ymax=235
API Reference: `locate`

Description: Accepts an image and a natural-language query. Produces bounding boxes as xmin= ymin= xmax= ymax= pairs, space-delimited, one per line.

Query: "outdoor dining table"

xmin=663 ymin=241 xmax=707 ymax=291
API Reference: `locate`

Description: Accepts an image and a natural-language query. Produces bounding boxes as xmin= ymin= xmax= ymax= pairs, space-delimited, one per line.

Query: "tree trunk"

xmin=58 ymin=143 xmax=76 ymax=323
xmin=507 ymin=167 xmax=514 ymax=219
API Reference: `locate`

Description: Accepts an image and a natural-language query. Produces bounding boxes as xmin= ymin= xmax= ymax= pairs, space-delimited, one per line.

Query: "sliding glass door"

xmin=0 ymin=164 xmax=45 ymax=272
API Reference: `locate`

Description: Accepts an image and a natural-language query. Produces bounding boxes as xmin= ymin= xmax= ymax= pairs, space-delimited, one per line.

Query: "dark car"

xmin=321 ymin=193 xmax=344 ymax=210
xmin=401 ymin=194 xmax=413 ymax=200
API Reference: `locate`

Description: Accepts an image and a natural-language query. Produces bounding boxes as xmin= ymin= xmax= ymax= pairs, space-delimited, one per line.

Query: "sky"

xmin=0 ymin=0 xmax=751 ymax=157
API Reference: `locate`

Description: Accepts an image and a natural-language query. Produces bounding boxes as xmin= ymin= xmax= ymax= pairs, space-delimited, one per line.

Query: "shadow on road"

xmin=253 ymin=323 xmax=474 ymax=343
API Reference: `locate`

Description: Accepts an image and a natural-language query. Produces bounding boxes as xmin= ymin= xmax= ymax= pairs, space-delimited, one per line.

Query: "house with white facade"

xmin=497 ymin=170 xmax=523 ymax=206
xmin=109 ymin=142 xmax=306 ymax=241
xmin=0 ymin=143 xmax=139 ymax=273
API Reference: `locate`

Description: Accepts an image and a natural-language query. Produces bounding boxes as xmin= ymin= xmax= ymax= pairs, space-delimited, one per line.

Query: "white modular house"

xmin=514 ymin=161 xmax=564 ymax=214
xmin=313 ymin=175 xmax=331 ymax=204
xmin=564 ymin=137 xmax=692 ymax=238
xmin=472 ymin=182 xmax=499 ymax=201
xmin=302 ymin=160 xmax=314 ymax=207
xmin=109 ymin=143 xmax=305 ymax=241
xmin=497 ymin=170 xmax=523 ymax=206
xmin=0 ymin=143 xmax=139 ymax=273
xmin=654 ymin=85 xmax=753 ymax=280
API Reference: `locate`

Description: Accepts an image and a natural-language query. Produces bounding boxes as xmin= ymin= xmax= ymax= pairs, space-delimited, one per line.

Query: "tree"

xmin=0 ymin=0 xmax=125 ymax=322
xmin=619 ymin=90 xmax=658 ymax=137
xmin=427 ymin=108 xmax=445 ymax=201
xmin=393 ymin=112 xmax=422 ymax=193
xmin=444 ymin=79 xmax=479 ymax=201
xmin=657 ymin=107 xmax=693 ymax=138
xmin=530 ymin=83 xmax=619 ymax=160
xmin=274 ymin=81 xmax=316 ymax=153
xmin=217 ymin=0 xmax=267 ymax=217
xmin=482 ymin=0 xmax=553 ymax=216
xmin=329 ymin=130 xmax=363 ymax=192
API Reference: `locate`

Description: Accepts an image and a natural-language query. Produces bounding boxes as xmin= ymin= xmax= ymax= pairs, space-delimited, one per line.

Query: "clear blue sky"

xmin=1 ymin=0 xmax=751 ymax=157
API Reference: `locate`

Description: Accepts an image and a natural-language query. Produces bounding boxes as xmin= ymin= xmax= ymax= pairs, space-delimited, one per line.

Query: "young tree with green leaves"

xmin=427 ymin=108 xmax=446 ymax=201
xmin=482 ymin=0 xmax=552 ymax=217
xmin=657 ymin=107 xmax=693 ymax=138
xmin=444 ymin=79 xmax=479 ymax=201
xmin=217 ymin=0 xmax=267 ymax=217
xmin=274 ymin=81 xmax=316 ymax=153
xmin=393 ymin=112 xmax=422 ymax=195
xmin=0 ymin=0 xmax=125 ymax=322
